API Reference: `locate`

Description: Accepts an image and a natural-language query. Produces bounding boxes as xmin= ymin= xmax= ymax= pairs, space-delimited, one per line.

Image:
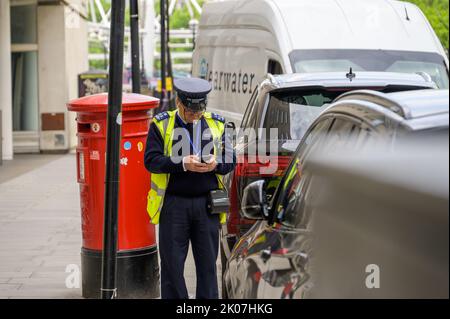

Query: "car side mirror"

xmin=241 ymin=180 xmax=269 ymax=220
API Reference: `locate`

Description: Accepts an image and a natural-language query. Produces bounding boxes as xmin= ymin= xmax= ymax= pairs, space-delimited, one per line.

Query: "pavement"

xmin=0 ymin=154 xmax=222 ymax=299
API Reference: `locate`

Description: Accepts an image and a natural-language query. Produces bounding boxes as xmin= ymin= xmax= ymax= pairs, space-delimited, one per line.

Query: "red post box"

xmin=67 ymin=93 xmax=160 ymax=299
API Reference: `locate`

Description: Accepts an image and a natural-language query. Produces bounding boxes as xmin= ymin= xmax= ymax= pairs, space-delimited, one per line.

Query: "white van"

xmin=192 ymin=0 xmax=449 ymax=124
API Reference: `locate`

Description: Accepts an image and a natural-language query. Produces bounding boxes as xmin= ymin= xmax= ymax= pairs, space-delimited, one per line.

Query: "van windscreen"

xmin=289 ymin=49 xmax=449 ymax=89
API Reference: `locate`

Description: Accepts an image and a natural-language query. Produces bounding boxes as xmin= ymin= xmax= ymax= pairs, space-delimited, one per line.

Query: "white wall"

xmin=37 ymin=4 xmax=68 ymax=151
xmin=0 ymin=0 xmax=13 ymax=160
xmin=64 ymin=0 xmax=89 ymax=150
xmin=38 ymin=1 xmax=88 ymax=152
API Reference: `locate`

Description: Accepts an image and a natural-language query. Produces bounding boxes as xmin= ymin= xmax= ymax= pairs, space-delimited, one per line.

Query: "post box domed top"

xmin=67 ymin=93 xmax=159 ymax=113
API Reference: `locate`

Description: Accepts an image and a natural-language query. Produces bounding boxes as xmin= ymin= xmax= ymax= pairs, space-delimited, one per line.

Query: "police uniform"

xmin=144 ymin=78 xmax=236 ymax=299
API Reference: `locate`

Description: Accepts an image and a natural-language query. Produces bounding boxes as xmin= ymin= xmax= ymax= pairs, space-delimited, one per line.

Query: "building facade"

xmin=1 ymin=0 xmax=88 ymax=160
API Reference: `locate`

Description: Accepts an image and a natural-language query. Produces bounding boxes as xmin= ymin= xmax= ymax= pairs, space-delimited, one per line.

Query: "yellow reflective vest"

xmin=147 ymin=110 xmax=228 ymax=225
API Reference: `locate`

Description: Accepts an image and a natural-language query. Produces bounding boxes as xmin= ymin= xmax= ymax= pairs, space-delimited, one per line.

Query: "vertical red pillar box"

xmin=67 ymin=93 xmax=160 ymax=299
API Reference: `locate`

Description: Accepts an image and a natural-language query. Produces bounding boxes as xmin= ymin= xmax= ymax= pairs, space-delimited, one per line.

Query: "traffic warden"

xmin=144 ymin=77 xmax=236 ymax=299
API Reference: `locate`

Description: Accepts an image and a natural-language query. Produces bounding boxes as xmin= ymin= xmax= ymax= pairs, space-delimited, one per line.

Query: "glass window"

xmin=297 ymin=118 xmax=333 ymax=163
xmin=268 ymin=59 xmax=283 ymax=75
xmin=277 ymin=169 xmax=314 ymax=230
xmin=290 ymin=49 xmax=449 ymax=89
xmin=270 ymin=118 xmax=332 ymax=218
xmin=275 ymin=117 xmax=369 ymax=229
xmin=246 ymin=97 xmax=260 ymax=131
xmin=11 ymin=51 xmax=39 ymax=132
xmin=263 ymin=90 xmax=334 ymax=143
xmin=324 ymin=118 xmax=359 ymax=152
xmin=241 ymin=89 xmax=259 ymax=129
xmin=238 ymin=89 xmax=260 ymax=146
xmin=294 ymin=59 xmax=364 ymax=73
xmin=10 ymin=1 xmax=39 ymax=133
xmin=11 ymin=3 xmax=37 ymax=44
xmin=386 ymin=61 xmax=449 ymax=90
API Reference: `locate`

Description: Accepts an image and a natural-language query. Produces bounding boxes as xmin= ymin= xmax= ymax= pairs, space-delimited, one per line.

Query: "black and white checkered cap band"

xmin=179 ymin=94 xmax=207 ymax=111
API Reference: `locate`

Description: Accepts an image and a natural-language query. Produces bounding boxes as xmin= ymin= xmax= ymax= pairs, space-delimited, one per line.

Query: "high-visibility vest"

xmin=147 ymin=110 xmax=228 ymax=225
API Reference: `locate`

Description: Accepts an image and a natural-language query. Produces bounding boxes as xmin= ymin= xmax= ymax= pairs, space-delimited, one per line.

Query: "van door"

xmin=193 ymin=45 xmax=266 ymax=123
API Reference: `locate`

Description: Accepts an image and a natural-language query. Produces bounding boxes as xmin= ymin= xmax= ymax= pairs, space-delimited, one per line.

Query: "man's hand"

xmin=204 ymin=155 xmax=218 ymax=172
xmin=183 ymin=155 xmax=209 ymax=173
xmin=183 ymin=155 xmax=217 ymax=173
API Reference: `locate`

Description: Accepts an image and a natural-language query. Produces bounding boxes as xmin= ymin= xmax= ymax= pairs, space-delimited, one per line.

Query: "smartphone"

xmin=202 ymin=154 xmax=214 ymax=164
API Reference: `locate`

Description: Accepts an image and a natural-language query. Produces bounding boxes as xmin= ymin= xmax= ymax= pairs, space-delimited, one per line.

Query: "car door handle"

xmin=261 ymin=249 xmax=272 ymax=263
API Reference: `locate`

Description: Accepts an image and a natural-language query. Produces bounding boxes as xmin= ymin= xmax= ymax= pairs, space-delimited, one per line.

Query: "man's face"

xmin=177 ymin=98 xmax=205 ymax=123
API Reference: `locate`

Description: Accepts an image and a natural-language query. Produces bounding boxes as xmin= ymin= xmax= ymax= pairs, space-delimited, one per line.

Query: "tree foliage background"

xmin=154 ymin=0 xmax=206 ymax=29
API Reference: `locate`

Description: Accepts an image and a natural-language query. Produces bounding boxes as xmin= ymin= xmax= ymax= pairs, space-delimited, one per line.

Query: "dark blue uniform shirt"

xmin=144 ymin=113 xmax=236 ymax=197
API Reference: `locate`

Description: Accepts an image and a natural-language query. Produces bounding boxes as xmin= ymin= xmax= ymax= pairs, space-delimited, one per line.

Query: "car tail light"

xmin=228 ymin=172 xmax=240 ymax=235
xmin=235 ymin=155 xmax=292 ymax=177
xmin=227 ymin=154 xmax=292 ymax=236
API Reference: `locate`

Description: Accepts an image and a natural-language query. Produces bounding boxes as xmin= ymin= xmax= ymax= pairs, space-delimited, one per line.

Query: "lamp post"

xmin=101 ymin=0 xmax=125 ymax=300
xmin=130 ymin=0 xmax=141 ymax=93
xmin=189 ymin=18 xmax=199 ymax=51
xmin=159 ymin=0 xmax=168 ymax=113
xmin=189 ymin=19 xmax=198 ymax=75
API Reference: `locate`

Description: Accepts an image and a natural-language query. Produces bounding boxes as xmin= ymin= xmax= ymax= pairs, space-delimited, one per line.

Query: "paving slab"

xmin=0 ymin=154 xmax=223 ymax=299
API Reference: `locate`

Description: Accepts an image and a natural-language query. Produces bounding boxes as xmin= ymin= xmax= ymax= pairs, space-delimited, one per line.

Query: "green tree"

xmin=154 ymin=0 xmax=206 ymax=29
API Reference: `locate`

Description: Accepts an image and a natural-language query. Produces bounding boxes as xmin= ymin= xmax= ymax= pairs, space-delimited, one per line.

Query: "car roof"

xmin=266 ymin=72 xmax=437 ymax=91
xmin=382 ymin=89 xmax=450 ymax=119
xmin=335 ymin=89 xmax=449 ymax=120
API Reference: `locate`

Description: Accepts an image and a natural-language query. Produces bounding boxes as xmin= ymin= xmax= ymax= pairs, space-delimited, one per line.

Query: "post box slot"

xmin=77 ymin=122 xmax=91 ymax=133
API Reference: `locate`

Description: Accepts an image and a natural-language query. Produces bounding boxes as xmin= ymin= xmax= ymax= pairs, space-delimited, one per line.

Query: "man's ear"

xmin=176 ymin=98 xmax=184 ymax=110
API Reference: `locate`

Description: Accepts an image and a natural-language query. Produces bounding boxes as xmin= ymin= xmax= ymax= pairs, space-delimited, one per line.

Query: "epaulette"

xmin=154 ymin=112 xmax=169 ymax=122
xmin=211 ymin=113 xmax=226 ymax=123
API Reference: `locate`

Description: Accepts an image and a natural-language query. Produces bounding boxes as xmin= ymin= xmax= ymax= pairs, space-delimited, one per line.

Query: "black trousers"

xmin=159 ymin=193 xmax=220 ymax=299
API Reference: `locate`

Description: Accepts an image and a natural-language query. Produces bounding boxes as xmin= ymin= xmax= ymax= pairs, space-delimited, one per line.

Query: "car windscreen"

xmin=290 ymin=49 xmax=449 ymax=89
